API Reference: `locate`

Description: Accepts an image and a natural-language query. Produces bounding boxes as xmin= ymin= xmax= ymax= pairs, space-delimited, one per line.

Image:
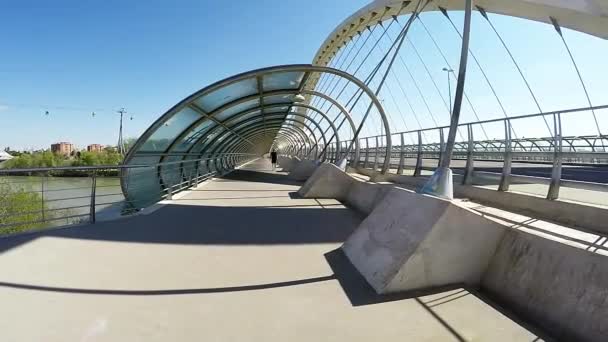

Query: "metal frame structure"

xmin=313 ymin=0 xmax=608 ymax=69
xmin=122 ymin=64 xmax=391 ymax=204
xmin=308 ymin=0 xmax=608 ymax=200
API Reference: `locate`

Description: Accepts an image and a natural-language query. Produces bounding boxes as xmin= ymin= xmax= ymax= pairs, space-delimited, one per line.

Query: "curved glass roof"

xmin=120 ymin=64 xmax=390 ymax=208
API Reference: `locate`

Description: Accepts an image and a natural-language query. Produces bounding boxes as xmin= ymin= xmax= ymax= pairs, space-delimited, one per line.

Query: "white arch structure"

xmin=307 ymin=0 xmax=608 ymax=199
xmin=314 ymin=0 xmax=608 ymax=67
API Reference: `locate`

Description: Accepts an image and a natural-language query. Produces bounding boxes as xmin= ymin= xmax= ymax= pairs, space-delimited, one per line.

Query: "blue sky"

xmin=0 ymin=0 xmax=368 ymax=150
xmin=1 ymin=0 xmax=607 ymax=150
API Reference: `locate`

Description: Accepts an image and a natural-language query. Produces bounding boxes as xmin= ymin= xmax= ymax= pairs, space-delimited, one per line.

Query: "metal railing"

xmin=322 ymin=105 xmax=608 ymax=204
xmin=0 ymin=153 xmax=256 ymax=236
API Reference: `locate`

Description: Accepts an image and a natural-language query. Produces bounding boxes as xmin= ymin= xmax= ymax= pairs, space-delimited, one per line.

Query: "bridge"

xmin=1 ymin=1 xmax=608 ymax=341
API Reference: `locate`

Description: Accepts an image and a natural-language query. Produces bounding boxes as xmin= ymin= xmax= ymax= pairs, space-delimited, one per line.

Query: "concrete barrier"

xmin=299 ymin=163 xmax=392 ymax=214
xmin=299 ymin=163 xmax=356 ymax=200
xmin=277 ymin=156 xmax=300 ymax=172
xmin=288 ymin=159 xmax=319 ymax=181
xmin=343 ymin=187 xmax=505 ymax=294
xmin=482 ymin=230 xmax=608 ymax=342
xmin=362 ymin=168 xmax=608 ymax=235
xmin=302 ymin=164 xmax=505 ymax=293
xmin=300 ymin=164 xmax=608 ymax=341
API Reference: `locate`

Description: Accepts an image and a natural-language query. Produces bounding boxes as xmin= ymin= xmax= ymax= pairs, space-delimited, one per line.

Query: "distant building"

xmin=87 ymin=144 xmax=104 ymax=153
xmin=51 ymin=142 xmax=74 ymax=156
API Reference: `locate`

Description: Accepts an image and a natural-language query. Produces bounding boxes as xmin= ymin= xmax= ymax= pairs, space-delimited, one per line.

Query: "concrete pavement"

xmin=0 ymin=159 xmax=546 ymax=341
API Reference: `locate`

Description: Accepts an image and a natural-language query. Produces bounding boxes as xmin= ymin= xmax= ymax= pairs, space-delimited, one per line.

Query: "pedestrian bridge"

xmin=2 ymin=1 xmax=608 ymax=340
xmin=1 ymin=158 xmax=606 ymax=341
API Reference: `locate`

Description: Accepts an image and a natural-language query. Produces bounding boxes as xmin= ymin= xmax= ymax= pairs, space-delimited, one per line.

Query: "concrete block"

xmin=288 ymin=159 xmax=319 ymax=181
xmin=344 ymin=181 xmax=392 ymax=215
xmin=343 ymin=187 xmax=505 ymax=294
xmin=482 ymin=230 xmax=608 ymax=342
xmin=278 ymin=156 xmax=300 ymax=172
xmin=298 ymin=163 xmax=355 ymax=200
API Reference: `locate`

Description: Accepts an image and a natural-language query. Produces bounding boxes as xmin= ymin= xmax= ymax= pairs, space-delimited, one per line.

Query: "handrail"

xmin=0 ymin=154 xmax=258 ymax=236
xmin=358 ymin=104 xmax=608 ymax=138
xmin=0 ymin=154 xmax=257 ymax=174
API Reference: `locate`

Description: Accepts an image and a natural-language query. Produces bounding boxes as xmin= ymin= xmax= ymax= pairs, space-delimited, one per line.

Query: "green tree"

xmin=3 ymin=151 xmax=67 ymax=169
xmin=76 ymin=151 xmax=101 ymax=166
xmin=0 ymin=180 xmax=50 ymax=235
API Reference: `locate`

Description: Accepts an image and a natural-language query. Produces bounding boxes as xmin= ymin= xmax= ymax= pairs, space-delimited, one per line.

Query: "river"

xmin=0 ymin=176 xmax=126 ymax=227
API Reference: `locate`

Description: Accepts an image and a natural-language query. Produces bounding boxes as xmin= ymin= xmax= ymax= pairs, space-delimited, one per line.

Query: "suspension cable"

xmin=476 ymin=6 xmax=552 ymax=136
xmin=414 ymin=14 xmax=492 ymax=139
xmin=550 ymin=16 xmax=603 ymax=137
xmin=437 ymin=7 xmax=528 ymax=139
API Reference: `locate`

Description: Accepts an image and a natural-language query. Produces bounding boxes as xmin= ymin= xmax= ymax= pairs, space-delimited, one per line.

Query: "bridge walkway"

xmin=0 ymin=158 xmax=545 ymax=341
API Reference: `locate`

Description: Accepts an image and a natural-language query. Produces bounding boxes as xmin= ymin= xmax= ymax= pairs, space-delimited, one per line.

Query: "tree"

xmin=0 ymin=180 xmax=50 ymax=234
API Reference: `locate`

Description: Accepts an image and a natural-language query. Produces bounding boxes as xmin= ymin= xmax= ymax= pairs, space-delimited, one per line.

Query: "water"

xmin=0 ymin=176 xmax=125 ymax=228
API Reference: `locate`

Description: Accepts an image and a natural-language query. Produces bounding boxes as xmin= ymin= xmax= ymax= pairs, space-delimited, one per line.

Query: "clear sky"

xmin=0 ymin=0 xmax=368 ymax=150
xmin=1 ymin=0 xmax=607 ymax=150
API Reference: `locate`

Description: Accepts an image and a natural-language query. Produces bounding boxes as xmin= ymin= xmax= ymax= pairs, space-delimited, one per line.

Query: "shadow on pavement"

xmin=0 ymin=275 xmax=336 ymax=296
xmin=0 ymin=203 xmax=362 ymax=253
xmin=220 ymin=170 xmax=303 ymax=186
xmin=325 ymin=248 xmax=554 ymax=342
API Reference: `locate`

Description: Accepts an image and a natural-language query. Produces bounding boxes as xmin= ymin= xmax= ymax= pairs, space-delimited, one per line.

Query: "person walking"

xmin=270 ymin=150 xmax=278 ymax=170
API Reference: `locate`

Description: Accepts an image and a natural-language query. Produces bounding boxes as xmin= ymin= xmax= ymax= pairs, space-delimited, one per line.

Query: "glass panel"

xmin=191 ymin=127 xmax=226 ymax=155
xmin=171 ymin=119 xmax=215 ymax=152
xmin=226 ymin=109 xmax=262 ymax=126
xmin=123 ymin=155 xmax=162 ymax=209
xmin=126 ymin=155 xmax=159 ymax=166
xmin=182 ymin=156 xmax=201 ymax=181
xmin=262 ymin=71 xmax=304 ymax=91
xmin=205 ymin=131 xmax=233 ymax=152
xmin=213 ymin=98 xmax=259 ymax=122
xmin=194 ymin=77 xmax=258 ymax=112
xmin=159 ymin=155 xmax=183 ymax=190
xmin=265 ymin=114 xmax=287 ymax=121
xmin=140 ymin=107 xmax=202 ymax=152
xmin=263 ymin=94 xmax=294 ymax=105
xmin=264 ymin=106 xmax=289 ymax=114
xmin=232 ymin=117 xmax=263 ymax=131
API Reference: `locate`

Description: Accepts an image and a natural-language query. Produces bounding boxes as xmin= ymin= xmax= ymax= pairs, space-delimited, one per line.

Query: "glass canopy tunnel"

xmin=120 ymin=64 xmax=390 ymax=209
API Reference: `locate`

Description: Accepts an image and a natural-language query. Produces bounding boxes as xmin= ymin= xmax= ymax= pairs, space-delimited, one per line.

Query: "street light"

xmin=442 ymin=67 xmax=454 ymax=115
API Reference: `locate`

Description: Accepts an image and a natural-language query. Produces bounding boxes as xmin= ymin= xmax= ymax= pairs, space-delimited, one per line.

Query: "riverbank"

xmin=1 ymin=176 xmax=125 ymax=232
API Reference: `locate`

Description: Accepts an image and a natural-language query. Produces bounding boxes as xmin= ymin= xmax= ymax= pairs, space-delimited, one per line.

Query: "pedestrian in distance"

xmin=270 ymin=150 xmax=278 ymax=170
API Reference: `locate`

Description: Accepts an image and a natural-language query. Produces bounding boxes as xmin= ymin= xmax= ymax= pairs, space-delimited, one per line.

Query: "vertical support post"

xmin=498 ymin=119 xmax=512 ymax=191
xmin=89 ymin=172 xmax=97 ymax=224
xmin=397 ymin=133 xmax=405 ymax=174
xmin=40 ymin=174 xmax=46 ymax=222
xmin=414 ymin=130 xmax=423 ymax=176
xmin=364 ymin=138 xmax=370 ymax=169
xmin=462 ymin=124 xmax=475 ymax=185
xmin=373 ymin=136 xmax=380 ymax=171
xmin=438 ymin=128 xmax=445 ymax=168
xmin=547 ymin=113 xmax=563 ymax=200
xmin=166 ymin=182 xmax=173 ymax=200
xmin=420 ymin=0 xmax=472 ymax=199
xmin=189 ymin=165 xmax=195 ymax=188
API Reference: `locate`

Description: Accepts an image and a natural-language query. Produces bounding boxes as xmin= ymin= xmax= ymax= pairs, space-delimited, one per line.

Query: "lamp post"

xmin=442 ymin=67 xmax=454 ymax=115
